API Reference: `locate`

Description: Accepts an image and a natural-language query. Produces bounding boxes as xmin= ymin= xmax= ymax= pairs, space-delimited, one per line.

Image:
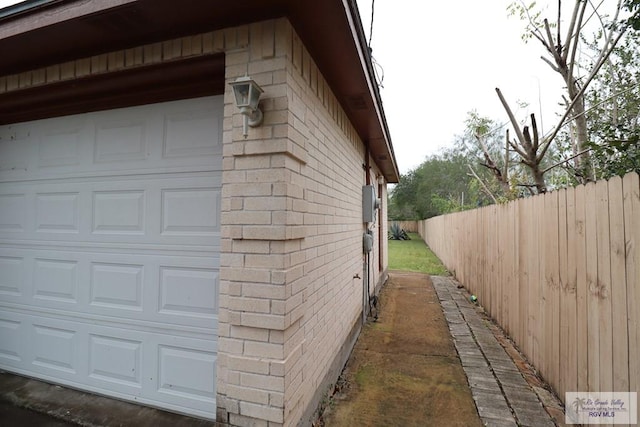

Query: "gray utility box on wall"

xmin=362 ymin=185 xmax=380 ymax=223
xmin=363 ymin=230 xmax=374 ymax=252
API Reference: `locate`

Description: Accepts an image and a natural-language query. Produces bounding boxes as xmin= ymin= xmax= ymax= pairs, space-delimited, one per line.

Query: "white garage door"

xmin=0 ymin=96 xmax=222 ymax=420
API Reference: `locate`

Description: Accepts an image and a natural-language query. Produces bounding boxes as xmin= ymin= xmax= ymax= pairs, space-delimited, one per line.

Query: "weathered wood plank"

xmin=534 ymin=194 xmax=544 ymax=369
xmin=492 ymin=205 xmax=496 ymax=320
xmin=574 ymin=183 xmax=588 ymax=392
xmin=623 ymin=173 xmax=640 ymax=412
xmin=544 ymin=191 xmax=560 ymax=391
xmin=521 ymin=196 xmax=534 ymax=359
xmin=559 ymin=187 xmax=574 ymax=395
xmin=505 ymin=203 xmax=515 ymax=336
xmin=596 ymin=179 xmax=613 ymax=394
xmin=512 ymin=201 xmax=520 ymax=346
xmin=517 ymin=197 xmax=528 ymax=355
xmin=608 ymin=176 xmax=629 ymax=396
xmin=585 ymin=182 xmax=600 ymax=391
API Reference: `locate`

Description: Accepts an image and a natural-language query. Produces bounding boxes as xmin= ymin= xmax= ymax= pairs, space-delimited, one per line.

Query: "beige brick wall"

xmin=218 ymin=18 xmax=388 ymax=427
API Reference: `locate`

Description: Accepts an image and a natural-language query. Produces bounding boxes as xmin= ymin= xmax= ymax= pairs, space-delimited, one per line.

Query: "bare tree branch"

xmin=544 ymin=19 xmax=563 ymax=65
xmin=532 ymin=31 xmax=551 ymax=50
xmin=541 ymin=56 xmax=561 ymax=72
xmin=531 ymin=114 xmax=540 ymax=155
xmin=566 ymin=0 xmax=588 ymax=73
xmin=582 ymin=1 xmax=624 ymax=79
xmin=495 ymin=88 xmax=526 ymax=143
xmin=508 ymin=139 xmax=528 ymax=158
xmin=557 ymin=0 xmax=562 ymax=55
xmin=564 ymin=81 xmax=640 ymax=123
xmin=522 ymin=126 xmax=533 ymax=151
xmin=474 ymin=132 xmax=511 ymax=193
xmin=504 ymin=129 xmax=510 ymax=181
xmin=495 ymin=88 xmax=547 ymax=193
xmin=540 ymin=24 xmax=629 ymax=160
xmin=542 ymin=147 xmax=593 ymax=174
xmin=468 ymin=164 xmax=498 ymax=204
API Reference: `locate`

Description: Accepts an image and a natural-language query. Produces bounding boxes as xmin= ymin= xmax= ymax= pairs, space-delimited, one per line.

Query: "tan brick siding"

xmin=218 ymin=18 xmax=387 ymax=427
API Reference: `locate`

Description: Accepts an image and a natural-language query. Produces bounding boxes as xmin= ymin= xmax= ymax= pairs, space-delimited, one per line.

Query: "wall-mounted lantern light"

xmin=229 ymin=75 xmax=264 ymax=137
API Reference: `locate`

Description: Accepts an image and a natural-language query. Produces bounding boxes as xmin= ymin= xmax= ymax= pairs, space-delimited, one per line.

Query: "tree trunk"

xmin=565 ymin=75 xmax=592 ymax=181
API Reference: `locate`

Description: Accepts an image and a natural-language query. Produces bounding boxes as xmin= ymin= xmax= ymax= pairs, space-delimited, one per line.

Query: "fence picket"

xmin=508 ymin=202 xmax=517 ymax=338
xmin=596 ymin=179 xmax=613 ymax=396
xmin=518 ymin=198 xmax=529 ymax=358
xmin=543 ymin=192 xmax=560 ymax=391
xmin=585 ymin=182 xmax=600 ymax=392
xmin=622 ymin=173 xmax=640 ymax=412
xmin=558 ymin=188 xmax=574 ymax=395
xmin=608 ymin=176 xmax=629 ymax=397
xmin=574 ymin=183 xmax=588 ymax=392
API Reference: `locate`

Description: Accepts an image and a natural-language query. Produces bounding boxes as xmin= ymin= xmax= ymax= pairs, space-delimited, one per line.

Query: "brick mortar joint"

xmin=231 ymin=236 xmax=305 ymax=242
xmin=231 ymin=146 xmax=307 ymax=165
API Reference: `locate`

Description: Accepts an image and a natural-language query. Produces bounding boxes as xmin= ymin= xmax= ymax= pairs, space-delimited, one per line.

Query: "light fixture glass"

xmin=230 ymin=75 xmax=264 ymax=137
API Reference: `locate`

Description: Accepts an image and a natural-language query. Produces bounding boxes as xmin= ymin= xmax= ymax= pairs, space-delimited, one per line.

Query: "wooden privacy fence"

xmin=391 ymin=220 xmax=418 ymax=233
xmin=419 ymin=172 xmax=640 ymax=406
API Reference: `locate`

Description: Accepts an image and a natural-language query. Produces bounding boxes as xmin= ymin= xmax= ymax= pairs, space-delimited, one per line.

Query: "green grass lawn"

xmin=388 ymin=232 xmax=449 ymax=275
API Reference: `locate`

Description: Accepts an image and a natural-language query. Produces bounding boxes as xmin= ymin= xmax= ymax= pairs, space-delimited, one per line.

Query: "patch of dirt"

xmin=321 ymin=272 xmax=483 ymax=427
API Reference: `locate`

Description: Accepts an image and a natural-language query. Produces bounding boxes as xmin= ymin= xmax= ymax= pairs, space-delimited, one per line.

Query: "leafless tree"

xmin=499 ymin=0 xmax=632 ymax=185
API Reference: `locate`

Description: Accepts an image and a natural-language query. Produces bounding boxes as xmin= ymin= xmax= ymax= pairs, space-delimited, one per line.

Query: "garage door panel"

xmin=0 ymin=306 xmax=217 ymax=410
xmin=90 ymin=261 xmax=144 ymax=312
xmin=158 ymin=266 xmax=218 ymax=319
xmin=0 ymin=311 xmax=216 ymax=407
xmin=92 ymin=190 xmax=146 ymax=235
xmin=32 ymin=322 xmax=79 ymax=375
xmin=0 ymin=248 xmax=219 ymax=330
xmin=0 ymin=130 xmax=30 ymax=175
xmin=0 ymin=314 xmax=23 ymax=366
xmin=161 ymin=187 xmax=220 ymax=236
xmin=0 ymin=255 xmax=24 ymax=297
xmin=94 ymin=119 xmax=148 ymax=165
xmin=157 ymin=345 xmax=217 ymax=399
xmin=88 ymin=333 xmax=143 ymax=390
xmin=36 ymin=192 xmax=81 ymax=234
xmin=164 ymin=106 xmax=223 ymax=157
xmin=0 ymin=193 xmax=27 ymax=233
xmin=0 ymin=176 xmax=221 ymax=248
xmin=33 ymin=257 xmax=79 ymax=304
xmin=149 ymin=333 xmax=217 ymax=412
xmin=37 ymin=125 xmax=84 ymax=169
xmin=0 ymin=97 xmax=222 ymax=184
xmin=0 ymin=97 xmax=220 ymax=419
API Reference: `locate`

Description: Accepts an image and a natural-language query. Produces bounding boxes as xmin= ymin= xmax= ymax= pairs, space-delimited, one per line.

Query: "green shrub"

xmin=388 ymin=222 xmax=410 ymax=240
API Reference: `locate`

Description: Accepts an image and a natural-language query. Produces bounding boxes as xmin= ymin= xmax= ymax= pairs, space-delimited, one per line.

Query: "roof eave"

xmin=343 ymin=0 xmax=399 ymax=183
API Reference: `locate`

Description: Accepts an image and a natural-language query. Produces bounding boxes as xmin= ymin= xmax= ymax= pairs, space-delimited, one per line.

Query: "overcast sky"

xmin=0 ymin=0 xmax=610 ymax=175
xmin=354 ymin=0 xmax=572 ymax=174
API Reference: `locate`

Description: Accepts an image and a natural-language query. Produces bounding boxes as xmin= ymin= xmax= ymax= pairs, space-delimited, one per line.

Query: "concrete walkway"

xmin=432 ymin=276 xmax=560 ymax=427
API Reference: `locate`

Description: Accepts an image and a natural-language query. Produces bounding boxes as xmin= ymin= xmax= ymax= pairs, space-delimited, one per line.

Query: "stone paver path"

xmin=432 ymin=276 xmax=558 ymax=427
